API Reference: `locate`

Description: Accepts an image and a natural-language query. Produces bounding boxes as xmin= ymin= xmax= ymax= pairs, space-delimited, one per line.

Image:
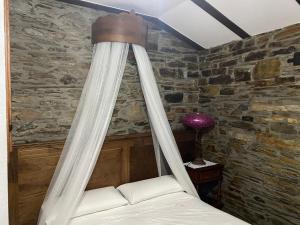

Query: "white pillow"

xmin=73 ymin=186 xmax=128 ymax=217
xmin=117 ymin=175 xmax=183 ymax=204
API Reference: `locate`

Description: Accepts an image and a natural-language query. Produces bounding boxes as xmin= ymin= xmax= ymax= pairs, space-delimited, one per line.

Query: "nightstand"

xmin=185 ymin=161 xmax=224 ymax=209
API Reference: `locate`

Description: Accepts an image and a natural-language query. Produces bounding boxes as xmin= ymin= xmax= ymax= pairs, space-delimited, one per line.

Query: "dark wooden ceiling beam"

xmin=59 ymin=0 xmax=205 ymax=50
xmin=191 ymin=0 xmax=250 ymax=39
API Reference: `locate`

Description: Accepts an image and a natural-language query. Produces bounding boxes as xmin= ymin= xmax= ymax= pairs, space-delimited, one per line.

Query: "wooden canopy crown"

xmin=92 ymin=11 xmax=148 ymax=47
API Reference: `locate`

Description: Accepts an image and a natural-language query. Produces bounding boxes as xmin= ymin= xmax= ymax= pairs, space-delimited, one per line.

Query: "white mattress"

xmin=70 ymin=192 xmax=250 ymax=225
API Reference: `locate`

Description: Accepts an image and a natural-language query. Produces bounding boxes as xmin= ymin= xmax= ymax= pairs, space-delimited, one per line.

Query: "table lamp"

xmin=182 ymin=113 xmax=215 ymax=165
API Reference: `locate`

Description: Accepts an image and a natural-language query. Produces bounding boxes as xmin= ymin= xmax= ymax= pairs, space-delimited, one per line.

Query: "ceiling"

xmin=80 ymin=0 xmax=300 ymax=48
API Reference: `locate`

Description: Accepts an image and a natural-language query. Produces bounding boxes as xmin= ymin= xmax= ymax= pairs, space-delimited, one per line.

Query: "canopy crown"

xmin=92 ymin=11 xmax=148 ymax=47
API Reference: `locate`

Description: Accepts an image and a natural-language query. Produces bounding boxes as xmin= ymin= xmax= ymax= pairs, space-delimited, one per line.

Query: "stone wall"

xmin=198 ymin=24 xmax=300 ymax=225
xmin=10 ymin=0 xmax=201 ymax=143
xmin=10 ymin=0 xmax=300 ymax=224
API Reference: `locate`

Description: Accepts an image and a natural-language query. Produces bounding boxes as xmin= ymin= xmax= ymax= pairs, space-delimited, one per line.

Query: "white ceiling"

xmin=159 ymin=1 xmax=241 ymax=48
xmin=82 ymin=0 xmax=186 ymax=17
xmin=81 ymin=0 xmax=300 ymax=48
xmin=207 ymin=0 xmax=300 ymax=36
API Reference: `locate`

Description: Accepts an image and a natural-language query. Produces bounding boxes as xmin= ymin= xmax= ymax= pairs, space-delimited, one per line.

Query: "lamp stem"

xmin=193 ymin=130 xmax=206 ymax=165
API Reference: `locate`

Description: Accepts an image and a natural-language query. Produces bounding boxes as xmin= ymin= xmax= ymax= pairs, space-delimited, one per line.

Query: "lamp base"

xmin=192 ymin=157 xmax=206 ymax=165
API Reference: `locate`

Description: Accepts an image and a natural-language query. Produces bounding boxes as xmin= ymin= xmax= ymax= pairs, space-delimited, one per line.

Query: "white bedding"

xmin=70 ymin=192 xmax=250 ymax=225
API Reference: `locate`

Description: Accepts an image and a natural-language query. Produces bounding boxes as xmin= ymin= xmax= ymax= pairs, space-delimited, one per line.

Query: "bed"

xmin=70 ymin=176 xmax=250 ymax=225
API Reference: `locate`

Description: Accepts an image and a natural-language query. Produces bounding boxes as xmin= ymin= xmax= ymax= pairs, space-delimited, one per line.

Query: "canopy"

xmin=38 ymin=13 xmax=198 ymax=225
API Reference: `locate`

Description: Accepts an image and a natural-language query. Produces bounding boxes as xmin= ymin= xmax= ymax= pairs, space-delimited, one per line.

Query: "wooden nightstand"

xmin=185 ymin=162 xmax=224 ymax=209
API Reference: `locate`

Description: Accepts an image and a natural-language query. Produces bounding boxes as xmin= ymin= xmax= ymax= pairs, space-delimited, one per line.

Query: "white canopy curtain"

xmin=38 ymin=42 xmax=198 ymax=225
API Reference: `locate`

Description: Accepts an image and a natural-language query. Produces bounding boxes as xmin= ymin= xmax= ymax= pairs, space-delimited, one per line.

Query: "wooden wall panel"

xmin=130 ymin=142 xmax=158 ymax=182
xmin=18 ymin=143 xmax=63 ymax=199
xmin=17 ymin=143 xmax=62 ymax=225
xmin=87 ymin=141 xmax=131 ymax=189
xmin=11 ymin=131 xmax=195 ymax=225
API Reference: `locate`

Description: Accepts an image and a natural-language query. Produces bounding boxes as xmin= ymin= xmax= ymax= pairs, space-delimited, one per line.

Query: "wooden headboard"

xmin=9 ymin=131 xmax=195 ymax=225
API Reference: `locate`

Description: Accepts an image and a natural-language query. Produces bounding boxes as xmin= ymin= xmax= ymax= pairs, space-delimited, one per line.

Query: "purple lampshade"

xmin=182 ymin=113 xmax=215 ymax=130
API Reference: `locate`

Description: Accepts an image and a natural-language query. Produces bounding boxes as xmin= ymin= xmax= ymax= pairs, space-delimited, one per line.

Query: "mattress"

xmin=70 ymin=192 xmax=250 ymax=225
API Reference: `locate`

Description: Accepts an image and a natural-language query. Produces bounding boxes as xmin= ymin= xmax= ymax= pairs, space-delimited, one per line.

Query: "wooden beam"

xmin=191 ymin=0 xmax=250 ymax=39
xmin=59 ymin=0 xmax=205 ymax=50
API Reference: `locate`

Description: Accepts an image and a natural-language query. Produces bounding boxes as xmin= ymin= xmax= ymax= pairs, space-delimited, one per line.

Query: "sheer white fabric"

xmin=38 ymin=42 xmax=129 ymax=225
xmin=132 ymin=44 xmax=198 ymax=197
xmin=150 ymin=122 xmax=168 ymax=176
xmin=39 ymin=42 xmax=198 ymax=225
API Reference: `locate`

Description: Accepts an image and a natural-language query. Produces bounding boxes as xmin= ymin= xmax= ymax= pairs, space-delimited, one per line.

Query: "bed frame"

xmin=9 ymin=130 xmax=195 ymax=225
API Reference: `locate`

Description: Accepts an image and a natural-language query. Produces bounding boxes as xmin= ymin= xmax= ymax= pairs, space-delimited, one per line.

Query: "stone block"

xmin=244 ymin=39 xmax=255 ymax=48
xmin=242 ymin=116 xmax=254 ymax=122
xmin=167 ymin=60 xmax=185 ymax=68
xmin=256 ymin=34 xmax=270 ymax=48
xmin=253 ymin=58 xmax=281 ymax=80
xmin=209 ymin=75 xmax=233 ymax=85
xmin=59 ymin=74 xmax=77 ymax=85
xmin=234 ymin=68 xmax=252 ymax=82
xmin=274 ymin=24 xmax=300 ymax=40
xmin=219 ymin=59 xmax=237 ymax=67
xmin=271 ymin=46 xmax=295 ymax=56
xmin=199 ymin=96 xmax=212 ymax=104
xmin=187 ymin=63 xmax=198 ymax=70
xmin=118 ymin=102 xmax=146 ymax=122
xmin=232 ymin=47 xmax=256 ymax=56
xmin=186 ymin=93 xmax=198 ymax=103
xmin=159 ymin=68 xmax=176 ymax=78
xmin=229 ymin=121 xmax=255 ymax=131
xmin=210 ymin=46 xmax=223 ymax=54
xmin=146 ymin=42 xmax=158 ymax=51
xmin=199 ymin=78 xmax=207 ymax=85
xmin=164 ymin=93 xmax=183 ymax=103
xmin=205 ymin=85 xmax=220 ymax=96
xmin=270 ymin=122 xmax=297 ymax=135
xmin=177 ymin=69 xmax=184 ymax=78
xmin=244 ymin=51 xmax=267 ymax=62
xmin=202 ymin=69 xmax=212 ymax=77
xmin=212 ymin=68 xmax=226 ymax=76
xmin=253 ymin=79 xmax=277 ymax=87
xmin=231 ymin=104 xmax=248 ymax=115
xmin=182 ymin=55 xmax=198 ymax=63
xmin=268 ymin=42 xmax=283 ymax=48
xmin=220 ymin=88 xmax=234 ymax=95
xmin=275 ymin=76 xmax=295 ymax=84
xmin=229 ymin=40 xmax=243 ymax=52
xmin=159 ymin=47 xmax=180 ymax=53
xmin=187 ymin=71 xmax=200 ymax=78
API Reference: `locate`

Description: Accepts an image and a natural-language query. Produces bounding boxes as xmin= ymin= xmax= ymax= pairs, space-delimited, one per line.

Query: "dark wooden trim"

xmin=191 ymin=0 xmax=250 ymax=39
xmin=59 ymin=0 xmax=205 ymax=50
xmin=5 ymin=0 xmax=17 ymax=223
xmin=5 ymin=0 xmax=11 ymax=156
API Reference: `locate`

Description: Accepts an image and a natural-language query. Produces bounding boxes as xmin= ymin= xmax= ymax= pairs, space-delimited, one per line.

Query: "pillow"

xmin=117 ymin=175 xmax=183 ymax=204
xmin=73 ymin=186 xmax=128 ymax=217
